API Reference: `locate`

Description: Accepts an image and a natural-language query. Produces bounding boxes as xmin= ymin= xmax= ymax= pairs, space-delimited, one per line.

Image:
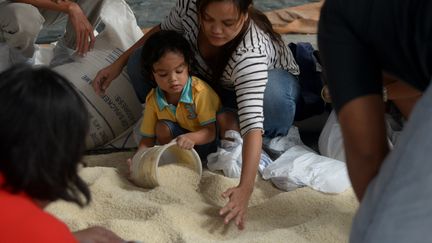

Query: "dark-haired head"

xmin=141 ymin=30 xmax=194 ymax=87
xmin=0 ymin=64 xmax=90 ymax=207
xmin=196 ymin=0 xmax=282 ymax=94
xmin=196 ymin=0 xmax=281 ymax=43
xmin=197 ymin=0 xmax=252 ymax=18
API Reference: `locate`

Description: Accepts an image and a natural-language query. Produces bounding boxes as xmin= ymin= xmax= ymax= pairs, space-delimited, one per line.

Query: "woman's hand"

xmin=73 ymin=226 xmax=125 ymax=243
xmin=219 ymin=185 xmax=253 ymax=230
xmin=93 ymin=62 xmax=124 ymax=95
xmin=67 ymin=2 xmax=95 ymax=56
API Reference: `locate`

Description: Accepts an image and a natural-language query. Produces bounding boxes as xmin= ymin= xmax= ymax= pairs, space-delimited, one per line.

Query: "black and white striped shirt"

xmin=161 ymin=0 xmax=300 ymax=136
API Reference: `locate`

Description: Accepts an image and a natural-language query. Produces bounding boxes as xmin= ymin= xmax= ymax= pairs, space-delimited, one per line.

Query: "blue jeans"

xmin=128 ymin=47 xmax=300 ymax=138
xmin=350 ymin=82 xmax=432 ymax=243
xmin=263 ymin=69 xmax=300 ymax=138
xmin=160 ymin=120 xmax=217 ymax=164
xmin=219 ymin=69 xmax=300 ymax=139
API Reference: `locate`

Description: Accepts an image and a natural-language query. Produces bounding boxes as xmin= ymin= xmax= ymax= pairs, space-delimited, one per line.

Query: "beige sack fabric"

xmin=265 ymin=1 xmax=324 ymax=34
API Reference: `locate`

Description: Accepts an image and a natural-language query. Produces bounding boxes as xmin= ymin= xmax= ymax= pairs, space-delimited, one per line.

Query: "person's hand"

xmin=176 ymin=134 xmax=195 ymax=150
xmin=219 ymin=185 xmax=253 ymax=230
xmin=67 ymin=2 xmax=95 ymax=56
xmin=93 ymin=62 xmax=123 ymax=95
xmin=73 ymin=226 xmax=125 ymax=243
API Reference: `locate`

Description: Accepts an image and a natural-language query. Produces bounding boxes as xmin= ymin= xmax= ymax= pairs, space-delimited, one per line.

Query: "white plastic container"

xmin=130 ymin=142 xmax=202 ymax=188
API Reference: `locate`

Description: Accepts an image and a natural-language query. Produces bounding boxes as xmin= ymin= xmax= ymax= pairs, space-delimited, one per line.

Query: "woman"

xmin=93 ymin=0 xmax=300 ymax=229
xmin=0 ymin=65 xmax=124 ymax=242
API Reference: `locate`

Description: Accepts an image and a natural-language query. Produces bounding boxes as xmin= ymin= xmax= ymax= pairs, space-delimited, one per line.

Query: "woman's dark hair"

xmin=141 ymin=30 xmax=194 ymax=87
xmin=196 ymin=0 xmax=283 ymax=94
xmin=0 ymin=65 xmax=91 ymax=207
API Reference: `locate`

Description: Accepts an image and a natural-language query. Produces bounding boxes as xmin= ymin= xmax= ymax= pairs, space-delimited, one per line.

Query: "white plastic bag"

xmin=318 ymin=110 xmax=345 ymax=161
xmin=207 ymin=130 xmax=275 ymax=178
xmin=262 ymin=145 xmax=351 ymax=193
xmin=265 ymin=126 xmax=304 ymax=151
xmin=207 ymin=130 xmax=243 ymax=178
xmin=318 ymin=110 xmax=400 ymax=161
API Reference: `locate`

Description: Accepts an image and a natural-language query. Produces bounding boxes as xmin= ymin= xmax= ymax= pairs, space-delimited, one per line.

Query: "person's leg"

xmin=350 ymin=82 xmax=432 ymax=243
xmin=216 ymin=109 xmax=239 ymax=140
xmin=39 ymin=0 xmax=104 ymax=50
xmin=0 ymin=2 xmax=44 ymax=58
xmin=126 ymin=46 xmax=155 ymax=102
xmin=155 ymin=120 xmax=179 ymax=145
xmin=263 ymin=69 xmax=300 ymax=138
xmin=64 ymin=0 xmax=104 ymax=49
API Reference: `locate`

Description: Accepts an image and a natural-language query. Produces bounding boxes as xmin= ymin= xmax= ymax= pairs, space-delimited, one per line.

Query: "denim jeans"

xmin=127 ymin=47 xmax=300 ymax=138
xmin=263 ymin=69 xmax=300 ymax=138
xmin=219 ymin=69 xmax=300 ymax=138
xmin=350 ymin=82 xmax=432 ymax=243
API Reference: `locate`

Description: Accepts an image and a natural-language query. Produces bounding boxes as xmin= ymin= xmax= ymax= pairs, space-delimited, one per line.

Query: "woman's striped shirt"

xmin=161 ymin=0 xmax=300 ymax=136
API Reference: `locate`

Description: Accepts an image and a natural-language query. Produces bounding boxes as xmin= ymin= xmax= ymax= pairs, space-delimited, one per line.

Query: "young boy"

xmin=138 ymin=30 xmax=221 ymax=160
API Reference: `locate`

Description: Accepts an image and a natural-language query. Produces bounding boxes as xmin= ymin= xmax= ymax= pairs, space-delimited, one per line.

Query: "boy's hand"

xmin=176 ymin=135 xmax=195 ymax=150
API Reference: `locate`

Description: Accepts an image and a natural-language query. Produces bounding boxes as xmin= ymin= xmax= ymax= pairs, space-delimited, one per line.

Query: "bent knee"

xmin=1 ymin=3 xmax=43 ymax=55
xmin=1 ymin=3 xmax=44 ymax=37
xmin=155 ymin=121 xmax=173 ymax=144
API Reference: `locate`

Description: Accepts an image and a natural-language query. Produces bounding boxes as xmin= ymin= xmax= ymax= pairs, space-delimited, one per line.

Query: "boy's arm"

xmin=13 ymin=0 xmax=95 ymax=56
xmin=176 ymin=123 xmax=216 ymax=150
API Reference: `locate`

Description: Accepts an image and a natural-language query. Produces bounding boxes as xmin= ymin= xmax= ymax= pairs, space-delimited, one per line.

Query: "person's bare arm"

xmin=93 ymin=25 xmax=162 ymax=95
xmin=15 ymin=0 xmax=95 ymax=56
xmin=73 ymin=226 xmax=125 ymax=243
xmin=220 ymin=129 xmax=262 ymax=230
xmin=176 ymin=123 xmax=216 ymax=150
xmin=338 ymin=94 xmax=390 ymax=200
xmin=382 ymin=74 xmax=422 ymax=118
xmin=13 ymin=0 xmax=72 ymax=12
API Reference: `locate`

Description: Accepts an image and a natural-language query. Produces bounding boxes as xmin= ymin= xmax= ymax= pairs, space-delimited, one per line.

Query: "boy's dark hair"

xmin=141 ymin=30 xmax=194 ymax=87
xmin=0 ymin=65 xmax=91 ymax=207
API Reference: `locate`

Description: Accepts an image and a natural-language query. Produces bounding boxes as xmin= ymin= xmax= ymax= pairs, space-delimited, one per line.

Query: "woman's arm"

xmin=219 ymin=129 xmax=262 ymax=230
xmin=92 ymin=25 xmax=161 ymax=95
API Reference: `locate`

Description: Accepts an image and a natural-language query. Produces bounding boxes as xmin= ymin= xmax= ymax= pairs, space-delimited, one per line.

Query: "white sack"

xmin=52 ymin=0 xmax=144 ymax=149
xmin=318 ymin=110 xmax=400 ymax=162
xmin=262 ymin=145 xmax=351 ymax=193
xmin=207 ymin=130 xmax=243 ymax=178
